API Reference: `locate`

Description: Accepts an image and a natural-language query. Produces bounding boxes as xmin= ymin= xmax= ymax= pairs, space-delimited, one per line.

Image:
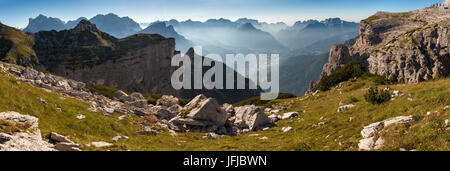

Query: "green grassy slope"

xmin=0 ymin=23 xmax=38 ymax=66
xmin=0 ymin=67 xmax=448 ymax=151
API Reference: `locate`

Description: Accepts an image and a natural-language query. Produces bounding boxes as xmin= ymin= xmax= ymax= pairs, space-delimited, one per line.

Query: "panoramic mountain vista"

xmin=1 ymin=20 xmax=260 ymax=103
xmin=0 ymin=0 xmax=448 ymax=158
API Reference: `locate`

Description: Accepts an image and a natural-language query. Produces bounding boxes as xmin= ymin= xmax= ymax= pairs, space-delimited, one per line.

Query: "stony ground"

xmin=0 ymin=62 xmax=448 ymax=151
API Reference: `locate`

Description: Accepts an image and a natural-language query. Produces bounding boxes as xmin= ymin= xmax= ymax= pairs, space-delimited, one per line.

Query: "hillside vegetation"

xmin=0 ymin=63 xmax=448 ymax=151
xmin=0 ymin=23 xmax=38 ymax=66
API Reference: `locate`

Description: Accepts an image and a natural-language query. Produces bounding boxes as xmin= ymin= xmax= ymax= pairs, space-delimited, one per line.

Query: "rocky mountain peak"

xmin=318 ymin=8 xmax=450 ymax=84
xmin=72 ymin=20 xmax=99 ymax=32
xmin=238 ymin=23 xmax=257 ymax=31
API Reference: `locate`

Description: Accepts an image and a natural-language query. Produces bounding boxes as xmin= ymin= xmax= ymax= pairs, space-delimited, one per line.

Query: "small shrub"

xmin=143 ymin=115 xmax=159 ymax=124
xmin=86 ymin=86 xmax=121 ymax=99
xmin=388 ymin=74 xmax=398 ymax=84
xmin=144 ymin=94 xmax=162 ymax=105
xmin=178 ymin=98 xmax=190 ymax=107
xmin=346 ymin=96 xmax=359 ymax=104
xmin=364 ymin=87 xmax=391 ymax=104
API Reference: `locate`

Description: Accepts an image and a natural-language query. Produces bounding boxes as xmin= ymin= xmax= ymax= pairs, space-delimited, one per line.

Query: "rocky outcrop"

xmin=234 ymin=105 xmax=272 ymax=131
xmin=157 ymin=95 xmax=179 ymax=107
xmin=0 ymin=111 xmax=55 ymax=151
xmin=50 ymin=132 xmax=81 ymax=151
xmin=166 ymin=95 xmax=274 ymax=135
xmin=0 ymin=62 xmax=151 ymax=118
xmin=319 ymin=8 xmax=450 ymax=83
xmin=358 ymin=115 xmax=418 ymax=150
xmin=337 ymin=104 xmax=355 ymax=112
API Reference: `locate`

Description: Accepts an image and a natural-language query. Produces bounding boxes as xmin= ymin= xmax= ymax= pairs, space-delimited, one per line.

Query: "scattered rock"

xmin=234 ymin=105 xmax=272 ymax=131
xmin=392 ymin=91 xmax=402 ymax=97
xmin=76 ymin=114 xmax=86 ymax=120
xmin=137 ymin=126 xmax=157 ymax=135
xmin=268 ymin=114 xmax=281 ymax=122
xmin=156 ymin=95 xmax=179 ymax=107
xmin=317 ymin=121 xmax=327 ymax=126
xmin=118 ymin=115 xmax=126 ymax=121
xmin=88 ymin=141 xmax=113 ymax=148
xmin=281 ymin=112 xmax=299 ymax=120
xmin=50 ymin=132 xmax=73 ymax=143
xmin=259 ymin=137 xmax=269 ymax=140
xmin=49 ymin=132 xmax=81 ymax=151
xmin=38 ymin=98 xmax=47 ymax=105
xmin=337 ymin=104 xmax=355 ymax=112
xmin=358 ymin=115 xmax=418 ymax=150
xmin=112 ymin=135 xmax=128 ymax=142
xmin=207 ymin=133 xmax=222 ymax=139
xmin=282 ymin=127 xmax=292 ymax=132
xmin=54 ymin=142 xmax=81 ymax=151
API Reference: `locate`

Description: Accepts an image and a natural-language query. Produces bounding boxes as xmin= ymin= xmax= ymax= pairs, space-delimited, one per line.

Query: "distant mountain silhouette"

xmin=66 ymin=17 xmax=88 ymax=29
xmin=23 ymin=14 xmax=66 ymax=33
xmin=89 ymin=13 xmax=142 ymax=38
xmin=235 ymin=18 xmax=288 ymax=36
xmin=276 ymin=18 xmax=359 ymax=51
xmin=162 ymin=19 xmax=288 ymax=56
xmin=23 ymin=13 xmax=141 ymax=38
xmin=139 ymin=22 xmax=194 ymax=53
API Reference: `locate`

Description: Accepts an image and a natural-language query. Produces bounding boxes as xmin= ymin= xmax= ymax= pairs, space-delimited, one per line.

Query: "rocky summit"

xmin=320 ymin=7 xmax=449 ymax=83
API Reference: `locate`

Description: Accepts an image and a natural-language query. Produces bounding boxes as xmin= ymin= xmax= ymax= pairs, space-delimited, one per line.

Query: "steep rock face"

xmin=33 ymin=20 xmax=178 ymax=96
xmin=320 ymin=8 xmax=450 ymax=83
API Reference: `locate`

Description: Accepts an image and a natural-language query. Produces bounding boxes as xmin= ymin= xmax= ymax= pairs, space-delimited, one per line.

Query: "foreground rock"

xmin=358 ymin=115 xmax=418 ymax=150
xmin=166 ymin=95 xmax=274 ymax=135
xmin=157 ymin=95 xmax=179 ymax=107
xmin=0 ymin=112 xmax=55 ymax=151
xmin=234 ymin=105 xmax=272 ymax=131
xmin=169 ymin=95 xmax=228 ymax=133
xmin=50 ymin=132 xmax=81 ymax=151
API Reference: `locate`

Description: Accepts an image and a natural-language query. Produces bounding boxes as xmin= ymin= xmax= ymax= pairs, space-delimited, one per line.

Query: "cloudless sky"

xmin=0 ymin=0 xmax=444 ymax=28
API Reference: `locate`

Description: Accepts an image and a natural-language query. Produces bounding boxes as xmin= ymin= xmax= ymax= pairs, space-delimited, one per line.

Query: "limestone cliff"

xmin=319 ymin=8 xmax=449 ymax=83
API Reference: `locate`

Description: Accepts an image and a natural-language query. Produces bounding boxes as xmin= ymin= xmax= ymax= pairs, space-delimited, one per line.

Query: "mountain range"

xmin=1 ymin=20 xmax=260 ymax=103
xmin=19 ymin=13 xmax=361 ymax=96
xmin=23 ymin=13 xmax=142 ymax=38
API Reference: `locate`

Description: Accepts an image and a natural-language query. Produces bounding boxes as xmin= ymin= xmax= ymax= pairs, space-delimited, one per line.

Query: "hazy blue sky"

xmin=0 ymin=0 xmax=443 ymax=28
